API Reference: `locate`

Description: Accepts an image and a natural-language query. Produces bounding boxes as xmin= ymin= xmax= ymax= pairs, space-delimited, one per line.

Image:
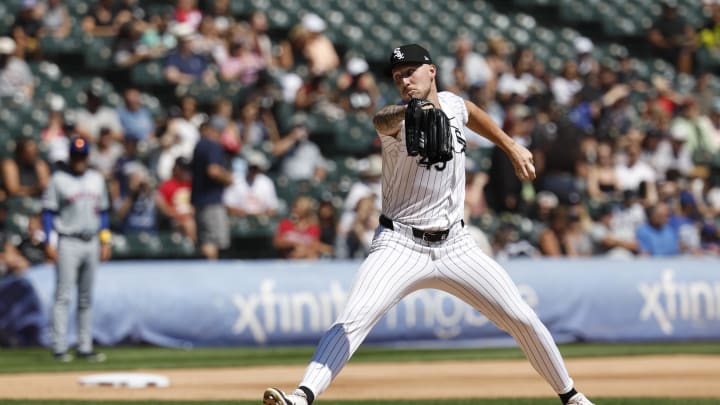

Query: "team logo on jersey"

xmin=392 ymin=48 xmax=404 ymax=61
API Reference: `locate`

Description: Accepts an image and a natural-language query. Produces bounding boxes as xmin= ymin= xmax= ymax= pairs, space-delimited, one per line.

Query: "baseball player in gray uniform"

xmin=43 ymin=136 xmax=111 ymax=362
xmin=263 ymin=44 xmax=595 ymax=405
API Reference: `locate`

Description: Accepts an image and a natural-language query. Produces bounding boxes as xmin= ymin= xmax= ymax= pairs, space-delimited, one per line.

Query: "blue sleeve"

xmin=208 ymin=142 xmax=226 ymax=166
xmin=100 ymin=210 xmax=110 ymax=231
xmin=42 ymin=209 xmax=55 ymax=244
xmin=635 ymin=225 xmax=651 ymax=254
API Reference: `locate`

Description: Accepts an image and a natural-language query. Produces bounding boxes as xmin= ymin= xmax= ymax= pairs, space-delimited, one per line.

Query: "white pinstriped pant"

xmin=299 ymin=225 xmax=574 ymax=397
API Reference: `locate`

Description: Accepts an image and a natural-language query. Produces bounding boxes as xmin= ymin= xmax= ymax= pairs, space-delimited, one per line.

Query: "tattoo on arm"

xmin=373 ymin=105 xmax=406 ymax=135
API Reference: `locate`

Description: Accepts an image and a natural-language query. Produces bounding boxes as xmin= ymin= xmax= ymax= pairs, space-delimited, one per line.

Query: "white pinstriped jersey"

xmin=379 ymin=91 xmax=468 ymax=230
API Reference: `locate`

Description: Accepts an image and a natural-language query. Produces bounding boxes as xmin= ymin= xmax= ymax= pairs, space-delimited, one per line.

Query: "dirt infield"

xmin=1 ymin=355 xmax=719 ymax=400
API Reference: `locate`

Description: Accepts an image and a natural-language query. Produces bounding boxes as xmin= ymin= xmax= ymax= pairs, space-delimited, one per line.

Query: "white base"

xmin=78 ymin=373 xmax=170 ymax=388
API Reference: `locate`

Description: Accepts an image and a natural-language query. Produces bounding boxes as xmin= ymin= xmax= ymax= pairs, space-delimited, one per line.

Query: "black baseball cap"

xmin=387 ymin=43 xmax=433 ymax=76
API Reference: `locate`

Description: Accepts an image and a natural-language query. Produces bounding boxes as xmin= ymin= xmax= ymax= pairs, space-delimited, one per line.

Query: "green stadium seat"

xmin=84 ymin=37 xmax=115 ymax=71
xmin=130 ymin=60 xmax=168 ymax=87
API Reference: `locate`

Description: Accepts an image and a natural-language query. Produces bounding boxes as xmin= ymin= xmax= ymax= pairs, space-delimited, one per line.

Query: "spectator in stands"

xmin=485 ymin=104 xmax=536 ymax=213
xmin=615 ymin=54 xmax=647 ymax=93
xmin=89 ymin=128 xmax=122 ymax=179
xmin=573 ymin=36 xmax=599 ymax=77
xmin=110 ymin=137 xmax=141 ymax=203
xmin=272 ymin=119 xmax=327 ymax=182
xmin=439 ymin=35 xmax=493 ymax=92
xmin=173 ymin=0 xmax=202 ymax=30
xmin=112 ymin=19 xmax=159 ymax=71
xmin=156 ymin=157 xmax=195 ymax=242
xmin=13 ymin=211 xmax=47 ymax=265
xmin=246 ymin=10 xmax=274 ymax=67
xmin=297 ymin=13 xmax=339 ymax=76
xmin=11 ymin=0 xmax=43 ymax=60
xmin=317 ymin=199 xmax=337 ymax=258
xmin=339 ymin=153 xmax=382 ymax=237
xmin=191 ymin=120 xmax=234 ymax=260
xmin=551 ymin=60 xmax=582 ymax=106
xmin=74 ymin=85 xmax=124 ymax=142
xmin=700 ymin=221 xmax=719 ymax=255
xmin=164 ymin=23 xmax=215 ymax=86
xmin=140 ymin=11 xmax=176 ymax=55
xmin=82 ymin=0 xmax=123 ymax=37
xmin=40 ymin=94 xmax=71 ymax=167
xmin=636 ymin=202 xmax=681 ymax=256
xmin=40 ymin=0 xmax=71 ymax=40
xmin=538 ymin=204 xmax=592 ymax=257
xmin=496 ymin=47 xmax=540 ymax=105
xmin=207 ymin=0 xmax=234 ymax=36
xmin=113 ymin=162 xmax=157 ymax=234
xmin=345 ymin=194 xmax=379 ymax=259
xmin=596 ymin=84 xmax=634 ymax=141
xmin=223 ymin=149 xmax=278 ymax=217
xmin=615 ymin=141 xmax=657 ymax=195
xmin=484 ymin=36 xmax=511 ymax=79
xmin=210 ymin=97 xmax=241 ymax=151
xmin=648 ymin=1 xmax=698 ymax=75
xmin=586 ymin=141 xmax=620 ymax=203
xmin=0 ymin=202 xmax=30 ymax=276
xmin=670 ymin=98 xmax=719 ymax=163
xmin=114 ymin=0 xmax=144 ymax=22
xmin=464 ymin=157 xmax=489 ymax=220
xmin=335 ymin=57 xmax=382 ymax=114
xmin=698 ymin=4 xmax=720 ymax=73
xmin=669 ymin=189 xmax=703 ymax=255
xmin=1 ymin=138 xmax=50 ymax=200
xmin=273 ymin=195 xmax=324 ymax=259
xmin=293 ymin=73 xmax=342 ymax=119
xmin=645 ymin=121 xmax=694 ymax=179
xmin=588 ymin=203 xmax=638 ymax=258
xmin=117 ymin=86 xmax=155 ymax=145
xmin=194 ymin=15 xmax=227 ymax=64
xmin=691 ymin=72 xmax=717 ymax=116
xmin=0 ymin=37 xmax=34 ymax=103
xmin=219 ymin=38 xmax=267 ymax=86
xmin=237 ymin=96 xmax=280 ymax=149
xmin=492 ymin=223 xmax=540 ymax=260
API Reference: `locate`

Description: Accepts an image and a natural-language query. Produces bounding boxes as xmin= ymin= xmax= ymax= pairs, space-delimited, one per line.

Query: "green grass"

xmin=1 ymin=399 xmax=719 ymax=405
xmin=0 ymin=341 xmax=718 ymax=374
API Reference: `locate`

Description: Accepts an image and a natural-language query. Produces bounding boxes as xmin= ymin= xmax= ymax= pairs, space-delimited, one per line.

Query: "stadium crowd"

xmin=1 ymin=0 xmax=720 ymax=274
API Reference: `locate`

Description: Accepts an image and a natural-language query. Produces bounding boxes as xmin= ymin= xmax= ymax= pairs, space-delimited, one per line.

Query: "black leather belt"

xmin=379 ymin=214 xmax=463 ymax=243
xmin=58 ymin=232 xmax=95 ymax=242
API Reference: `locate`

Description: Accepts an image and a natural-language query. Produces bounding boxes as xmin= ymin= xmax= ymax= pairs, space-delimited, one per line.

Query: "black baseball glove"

xmin=404 ymin=98 xmax=453 ymax=169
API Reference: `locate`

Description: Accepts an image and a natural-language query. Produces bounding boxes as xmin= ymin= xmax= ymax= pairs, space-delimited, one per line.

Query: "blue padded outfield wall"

xmin=4 ymin=258 xmax=720 ymax=348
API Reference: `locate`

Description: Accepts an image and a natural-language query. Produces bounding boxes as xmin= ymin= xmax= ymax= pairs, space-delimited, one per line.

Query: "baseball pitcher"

xmin=263 ymin=44 xmax=595 ymax=405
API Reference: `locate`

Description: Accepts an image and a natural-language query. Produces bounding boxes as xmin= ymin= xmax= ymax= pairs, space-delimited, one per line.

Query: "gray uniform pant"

xmin=52 ymin=236 xmax=99 ymax=354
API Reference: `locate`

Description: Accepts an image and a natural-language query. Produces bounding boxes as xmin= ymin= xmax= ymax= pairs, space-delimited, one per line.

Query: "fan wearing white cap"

xmin=573 ymin=36 xmax=598 ymax=76
xmin=335 ymin=56 xmax=381 ymax=113
xmin=223 ymin=150 xmax=279 ymax=218
xmin=0 ymin=36 xmax=34 ymax=102
xmin=298 ymin=13 xmax=339 ymax=75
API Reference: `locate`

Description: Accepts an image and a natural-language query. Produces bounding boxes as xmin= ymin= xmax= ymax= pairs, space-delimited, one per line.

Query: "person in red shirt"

xmin=155 ymin=157 xmax=196 ymax=243
xmin=273 ymin=196 xmax=329 ymax=259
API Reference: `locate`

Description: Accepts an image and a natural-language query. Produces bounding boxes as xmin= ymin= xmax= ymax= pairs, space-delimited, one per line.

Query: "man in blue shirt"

xmin=163 ymin=26 xmax=213 ymax=85
xmin=191 ymin=120 xmax=234 ymax=259
xmin=117 ymin=87 xmax=154 ymax=144
xmin=636 ymin=202 xmax=680 ymax=256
